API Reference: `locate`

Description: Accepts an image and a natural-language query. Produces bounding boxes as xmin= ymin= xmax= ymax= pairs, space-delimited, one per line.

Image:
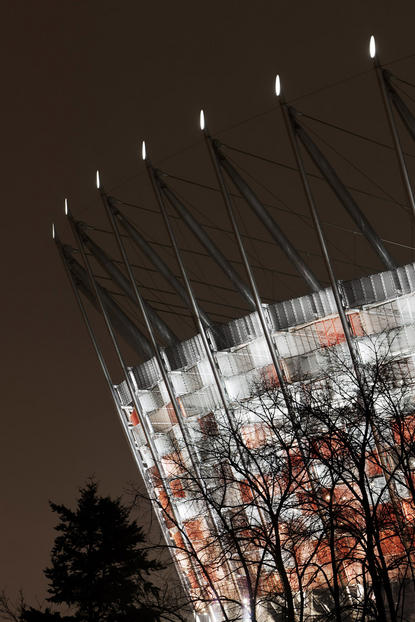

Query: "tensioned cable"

xmin=394 ymin=80 xmax=415 ymax=108
xmin=223 ymin=150 xmax=382 ymax=268
xmin=389 ymin=79 xmax=415 ymax=266
xmin=233 ymin=179 xmax=297 ymax=299
xmin=160 ymin=183 xmax=286 ymax=309
xmin=393 ymin=75 xmax=415 ymax=91
xmin=66 ymin=55 xmax=415 ymax=340
xmin=90 ymin=224 xmax=327 ymax=278
xmin=95 ymin=273 xmax=251 ymax=313
xmin=212 ymin=147 xmax=415 ymax=254
xmin=82 ymin=240 xmax=194 ymax=329
xmin=83 ymin=248 xmax=296 ymax=295
xmin=87 ymin=246 xmax=275 ymax=330
xmin=148 ymin=303 xmax=234 ymax=322
xmin=108 ymin=274 xmax=199 ymax=330
xmin=220 ymin=144 xmax=407 ymax=208
xmin=157 ymin=170 xmax=415 ymax=261
xmin=107 ymin=289 xmax=198 ymax=321
xmin=81 ymin=278 xmax=162 ymax=338
xmin=299 ymin=111 xmax=415 ymax=161
xmin=75 ymin=51 xmax=415 ymax=220
xmin=301 ymin=117 xmax=409 ymax=214
xmin=207 ymin=59 xmax=414 ymax=138
xmin=115 ymin=191 xmax=273 ymax=309
xmin=93 ymin=212 xmax=379 ymax=274
xmin=165 ymin=181 xmax=293 ymax=294
xmin=283 ymin=51 xmax=415 ymax=105
xmin=115 ymin=160 xmax=407 ymax=239
xmin=384 ymin=51 xmax=415 ymax=68
xmin=86 ymin=256 xmax=195 ymax=331
xmin=223 ymin=153 xmax=312 ymax=231
xmin=78 ymin=57 xmax=415 ymax=290
xmin=160 ymin=169 xmax=412 ymax=252
xmin=142 ymin=221 xmax=375 ymax=273
xmin=171 ymin=206 xmax=212 ymax=294
xmin=106 ymin=288 xmax=240 ymax=319
xmin=224 ymin=150 xmax=405 ymax=283
xmin=120 ymin=174 xmax=387 ymax=267
xmin=103 ymin=287 xmax=239 ymax=322
xmin=88 ymin=264 xmax=254 ymax=325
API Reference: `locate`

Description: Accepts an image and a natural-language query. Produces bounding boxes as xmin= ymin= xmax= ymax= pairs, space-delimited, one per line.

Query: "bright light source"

xmin=325 ymin=494 xmax=330 ymax=501
xmin=52 ymin=223 xmax=55 ymax=239
xmin=199 ymin=109 xmax=205 ymax=131
xmin=64 ymin=198 xmax=68 ymax=216
xmin=141 ymin=140 xmax=146 ymax=161
xmin=275 ymin=74 xmax=281 ymax=97
xmin=369 ymin=35 xmax=376 ymax=59
xmin=96 ymin=170 xmax=100 ymax=189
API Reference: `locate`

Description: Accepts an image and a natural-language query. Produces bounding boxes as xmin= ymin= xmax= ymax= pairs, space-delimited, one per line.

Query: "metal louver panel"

xmin=220 ymin=312 xmax=263 ymax=348
xmin=341 ymin=262 xmax=415 ymax=308
xmin=269 ymin=288 xmax=337 ymax=330
xmin=125 ymin=262 xmax=415 ymax=396
xmin=115 ymin=380 xmax=132 ymax=406
xmin=166 ymin=334 xmax=206 ymax=371
xmin=132 ymin=357 xmax=162 ymax=390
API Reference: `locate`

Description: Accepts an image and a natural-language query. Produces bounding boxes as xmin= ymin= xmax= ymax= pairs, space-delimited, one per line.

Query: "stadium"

xmin=55 ymin=39 xmax=415 ymax=620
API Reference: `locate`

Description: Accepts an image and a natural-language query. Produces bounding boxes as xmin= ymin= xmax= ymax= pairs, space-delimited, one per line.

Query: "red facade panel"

xmin=199 ymin=412 xmax=218 ymax=436
xmin=184 ymin=517 xmax=210 ymax=546
xmin=315 ymin=312 xmax=364 ymax=348
xmin=170 ymin=478 xmax=186 ymax=498
xmin=241 ymin=423 xmax=268 ymax=449
xmin=130 ymin=408 xmax=140 ymax=426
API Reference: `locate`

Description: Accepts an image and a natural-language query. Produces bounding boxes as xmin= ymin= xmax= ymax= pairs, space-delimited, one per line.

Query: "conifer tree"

xmin=43 ymin=481 xmax=162 ymax=622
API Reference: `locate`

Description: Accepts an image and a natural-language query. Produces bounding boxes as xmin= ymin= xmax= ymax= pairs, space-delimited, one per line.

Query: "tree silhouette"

xmin=139 ymin=343 xmax=415 ymax=621
xmin=41 ymin=480 xmax=163 ymax=622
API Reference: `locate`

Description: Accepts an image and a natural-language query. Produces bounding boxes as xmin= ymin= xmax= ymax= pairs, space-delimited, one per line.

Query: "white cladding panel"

xmin=139 ymin=446 xmax=155 ymax=469
xmin=177 ymin=499 xmax=205 ymax=522
xmin=169 ymin=369 xmax=200 ymax=395
xmin=131 ymin=424 xmax=146 ymax=447
xmin=149 ymin=406 xmax=174 ymax=432
xmin=216 ymin=350 xmax=252 ymax=376
xmin=246 ymin=337 xmax=273 ymax=368
xmin=154 ymin=434 xmax=174 ymax=457
xmin=137 ymin=388 xmax=164 ymax=414
xmin=225 ymin=369 xmax=262 ymax=401
xmin=180 ymin=384 xmax=222 ymax=417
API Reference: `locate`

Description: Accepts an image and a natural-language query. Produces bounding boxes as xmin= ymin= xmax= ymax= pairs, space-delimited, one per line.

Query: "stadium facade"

xmin=55 ymin=45 xmax=415 ymax=620
xmin=113 ymin=262 xmax=415 ymax=619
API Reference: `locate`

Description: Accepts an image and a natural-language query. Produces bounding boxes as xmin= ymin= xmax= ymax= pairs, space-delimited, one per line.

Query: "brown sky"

xmin=3 ymin=0 xmax=415 ymax=603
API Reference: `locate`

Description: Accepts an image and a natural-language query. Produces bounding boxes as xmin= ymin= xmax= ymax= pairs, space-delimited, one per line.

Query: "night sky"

xmin=4 ymin=0 xmax=415 ymax=603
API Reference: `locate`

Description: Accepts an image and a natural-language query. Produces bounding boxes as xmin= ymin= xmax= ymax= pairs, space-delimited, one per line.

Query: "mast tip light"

xmin=141 ymin=140 xmax=146 ymax=161
xmin=369 ymin=35 xmax=376 ymax=59
xmin=199 ymin=109 xmax=205 ymax=131
xmin=64 ymin=198 xmax=68 ymax=216
xmin=52 ymin=223 xmax=55 ymax=239
xmin=275 ymin=74 xmax=281 ymax=97
xmin=96 ymin=170 xmax=100 ymax=189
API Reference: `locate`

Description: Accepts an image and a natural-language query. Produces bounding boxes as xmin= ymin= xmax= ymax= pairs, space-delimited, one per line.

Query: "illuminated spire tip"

xmin=275 ymin=74 xmax=281 ymax=97
xmin=52 ymin=223 xmax=56 ymax=239
xmin=64 ymin=198 xmax=69 ymax=216
xmin=369 ymin=35 xmax=376 ymax=59
xmin=141 ymin=140 xmax=146 ymax=161
xmin=199 ymin=109 xmax=205 ymax=131
xmin=96 ymin=170 xmax=100 ymax=189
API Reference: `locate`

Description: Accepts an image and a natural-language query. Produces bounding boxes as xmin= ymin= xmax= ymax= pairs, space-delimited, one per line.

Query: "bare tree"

xmin=135 ymin=332 xmax=415 ymax=622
